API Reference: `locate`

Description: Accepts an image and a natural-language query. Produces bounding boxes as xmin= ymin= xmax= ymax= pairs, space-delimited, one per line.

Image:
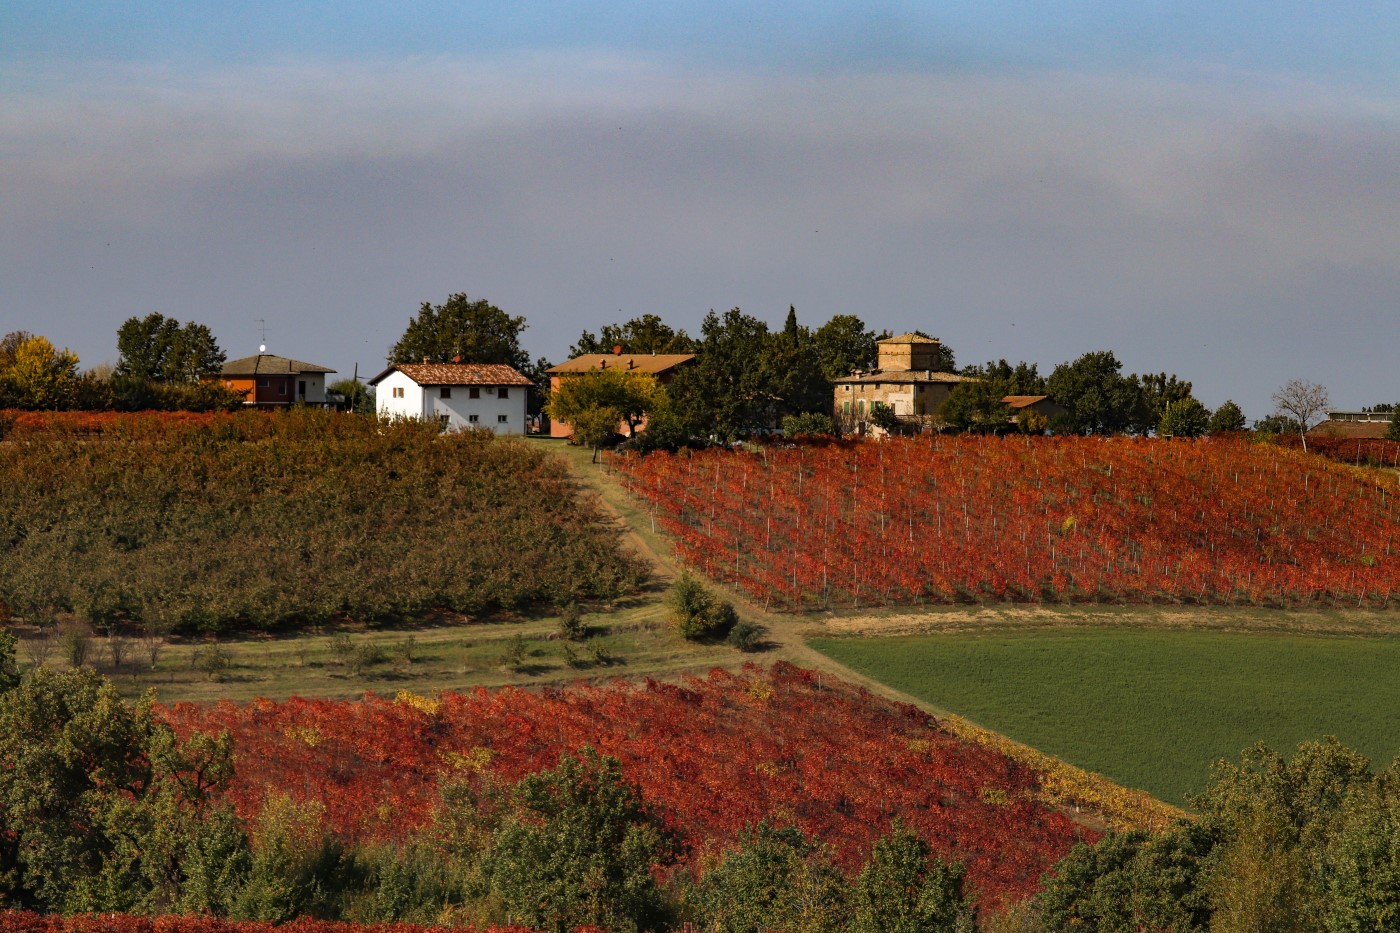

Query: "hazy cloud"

xmin=2 ymin=55 xmax=1397 ymax=415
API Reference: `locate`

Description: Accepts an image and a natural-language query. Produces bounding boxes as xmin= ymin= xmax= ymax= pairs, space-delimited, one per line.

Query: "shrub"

xmin=726 ymin=620 xmax=765 ymax=652
xmin=192 ymin=645 xmax=232 ymax=681
xmin=58 ymin=621 xmax=92 ymax=669
xmin=558 ymin=604 xmax=587 ymax=641
xmin=667 ymin=573 xmax=738 ymax=641
xmin=349 ymin=643 xmax=389 ymax=676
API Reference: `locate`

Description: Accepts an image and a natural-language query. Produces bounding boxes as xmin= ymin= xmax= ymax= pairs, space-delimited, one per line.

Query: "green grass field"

xmin=811 ymin=628 xmax=1400 ymax=806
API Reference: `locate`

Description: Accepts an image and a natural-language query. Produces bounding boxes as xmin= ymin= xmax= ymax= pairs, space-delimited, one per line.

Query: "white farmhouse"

xmin=368 ymin=363 xmax=533 ymax=434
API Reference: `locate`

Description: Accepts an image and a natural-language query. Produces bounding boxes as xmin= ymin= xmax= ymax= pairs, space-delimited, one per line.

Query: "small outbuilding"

xmin=369 ymin=363 xmax=533 ymax=434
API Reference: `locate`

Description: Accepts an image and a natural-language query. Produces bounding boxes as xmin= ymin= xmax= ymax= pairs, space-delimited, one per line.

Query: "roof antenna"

xmin=255 ymin=318 xmax=269 ymax=353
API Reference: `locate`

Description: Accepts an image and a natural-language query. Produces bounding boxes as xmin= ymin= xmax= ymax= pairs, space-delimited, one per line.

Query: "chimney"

xmin=627 ymin=359 xmax=635 ymax=370
xmin=613 ymin=344 xmax=623 ymax=355
xmin=599 ymin=359 xmax=607 ymax=369
xmin=453 ymin=355 xmax=461 ymax=363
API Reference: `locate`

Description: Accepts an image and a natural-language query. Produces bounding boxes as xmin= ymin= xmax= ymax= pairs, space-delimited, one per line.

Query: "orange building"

xmin=545 ymin=349 xmax=695 ymax=438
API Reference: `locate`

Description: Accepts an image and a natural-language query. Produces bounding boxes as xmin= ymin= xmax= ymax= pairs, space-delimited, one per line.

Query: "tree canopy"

xmin=389 ymin=293 xmax=529 ymax=370
xmin=569 ymin=313 xmax=696 ymax=357
xmin=1045 ymin=351 xmax=1149 ymax=435
xmin=116 ymin=314 xmax=225 ymax=383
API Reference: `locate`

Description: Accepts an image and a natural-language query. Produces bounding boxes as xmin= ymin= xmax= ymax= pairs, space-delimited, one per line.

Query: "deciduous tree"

xmin=1208 ymin=400 xmax=1248 ymax=434
xmin=1045 ymin=351 xmax=1148 ymax=435
xmin=389 ymin=293 xmax=529 ymax=370
xmin=1271 ymin=379 xmax=1330 ymax=452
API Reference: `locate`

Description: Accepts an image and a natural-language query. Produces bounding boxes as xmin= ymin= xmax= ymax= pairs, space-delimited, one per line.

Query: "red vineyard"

xmin=165 ymin=664 xmax=1090 ymax=905
xmin=608 ymin=436 xmax=1400 ymax=608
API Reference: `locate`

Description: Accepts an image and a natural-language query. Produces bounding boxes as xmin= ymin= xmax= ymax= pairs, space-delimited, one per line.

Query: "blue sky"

xmin=2 ymin=3 xmax=1397 ymax=417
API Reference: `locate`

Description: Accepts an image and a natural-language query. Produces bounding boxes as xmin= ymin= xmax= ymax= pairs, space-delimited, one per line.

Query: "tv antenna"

xmin=255 ymin=318 xmax=269 ymax=352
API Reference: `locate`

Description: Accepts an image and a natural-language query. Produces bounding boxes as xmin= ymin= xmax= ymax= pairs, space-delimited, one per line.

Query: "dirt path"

xmin=552 ymin=443 xmax=982 ymax=718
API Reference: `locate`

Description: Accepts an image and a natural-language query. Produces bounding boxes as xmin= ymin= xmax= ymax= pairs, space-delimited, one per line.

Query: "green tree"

xmin=569 ymin=313 xmax=696 ymax=357
xmin=0 ymin=630 xmax=18 ymax=693
xmin=482 ymin=749 xmax=673 ymax=933
xmin=546 ymin=368 xmax=662 ymax=440
xmin=116 ymin=314 xmax=225 ymax=383
xmin=851 ymin=823 xmax=974 ymax=933
xmin=1385 ymin=406 xmax=1400 ymax=442
xmin=1196 ymin=738 xmax=1372 ymax=932
xmin=666 ymin=308 xmax=774 ymax=442
xmin=390 ymin=293 xmax=529 ymax=370
xmin=1254 ymin=413 xmax=1304 ymax=435
xmin=1158 ymin=397 xmax=1211 ymax=438
xmin=1136 ymin=372 xmax=1194 ymax=435
xmin=0 ymin=667 xmax=239 ymax=912
xmin=327 ymin=378 xmax=375 ymax=414
xmin=959 ymin=359 xmax=1046 ymax=395
xmin=687 ymin=822 xmax=848 ymax=933
xmin=782 ymin=411 xmax=835 ymax=437
xmin=1208 ymin=400 xmax=1248 ymax=434
xmin=939 ymin=380 xmax=1014 ymax=434
xmin=1045 ymin=351 xmax=1148 ymax=435
xmin=758 ymin=307 xmax=830 ymax=422
xmin=666 ymin=572 xmax=737 ymax=640
xmin=812 ymin=314 xmax=879 ymax=380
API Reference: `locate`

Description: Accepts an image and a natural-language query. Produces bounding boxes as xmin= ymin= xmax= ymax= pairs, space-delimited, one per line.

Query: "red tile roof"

xmin=547 ymin=354 xmax=695 ymax=375
xmin=1002 ymin=395 xmax=1051 ymax=409
xmin=368 ymin=363 xmax=533 ymax=387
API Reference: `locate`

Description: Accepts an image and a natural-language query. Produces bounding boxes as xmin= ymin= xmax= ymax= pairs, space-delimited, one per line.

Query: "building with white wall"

xmin=368 ymin=363 xmax=532 ymax=434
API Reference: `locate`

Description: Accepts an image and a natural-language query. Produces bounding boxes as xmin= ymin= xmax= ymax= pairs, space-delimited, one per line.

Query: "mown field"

xmin=811 ymin=627 xmax=1400 ymax=805
xmin=0 ymin=410 xmax=646 ymax=632
xmin=611 ymin=435 xmax=1400 ymax=609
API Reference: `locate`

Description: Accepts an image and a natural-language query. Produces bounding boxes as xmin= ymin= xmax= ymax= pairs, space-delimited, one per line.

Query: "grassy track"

xmin=811 ymin=628 xmax=1400 ymax=806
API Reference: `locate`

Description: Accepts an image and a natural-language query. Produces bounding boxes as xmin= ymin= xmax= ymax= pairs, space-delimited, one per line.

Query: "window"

xmin=440 ymin=387 xmax=452 ymax=399
xmin=497 ymin=414 xmax=508 ymax=423
xmin=857 ymin=400 xmax=865 ymax=414
xmin=392 ymin=386 xmax=404 ymax=398
xmin=257 ymin=379 xmax=269 ymax=388
xmin=439 ymin=414 xmax=450 ymax=426
xmin=468 ymin=414 xmax=479 ymax=423
xmin=842 ymin=401 xmax=850 ymax=414
xmin=298 ymin=380 xmax=306 ymax=397
xmin=498 ymin=387 xmax=509 ymax=399
xmin=469 ymin=387 xmax=480 ymax=399
xmin=278 ymin=381 xmax=287 ymax=395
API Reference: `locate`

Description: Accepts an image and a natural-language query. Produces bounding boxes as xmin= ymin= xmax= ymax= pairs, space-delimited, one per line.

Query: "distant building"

xmin=217 ymin=353 xmax=335 ymax=407
xmin=545 ymin=349 xmax=696 ymax=438
xmin=1002 ymin=395 xmax=1067 ymax=425
xmin=1308 ymin=410 xmax=1396 ymax=440
xmin=369 ymin=363 xmax=532 ymax=434
xmin=833 ymin=333 xmax=973 ymax=436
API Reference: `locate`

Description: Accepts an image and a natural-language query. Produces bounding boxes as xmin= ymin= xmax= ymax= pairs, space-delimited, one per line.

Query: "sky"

xmin=2 ymin=2 xmax=1397 ymax=418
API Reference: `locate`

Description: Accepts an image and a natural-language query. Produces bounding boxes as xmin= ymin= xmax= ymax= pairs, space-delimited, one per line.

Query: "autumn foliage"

xmin=165 ymin=663 xmax=1090 ymax=905
xmin=0 ymin=913 xmax=547 ymax=932
xmin=0 ymin=409 xmax=646 ymax=630
xmin=609 ymin=435 xmax=1400 ymax=609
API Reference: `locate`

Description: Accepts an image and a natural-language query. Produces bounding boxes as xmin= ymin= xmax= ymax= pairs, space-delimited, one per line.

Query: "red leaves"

xmin=610 ymin=436 xmax=1400 ymax=608
xmin=165 ymin=664 xmax=1090 ymax=906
